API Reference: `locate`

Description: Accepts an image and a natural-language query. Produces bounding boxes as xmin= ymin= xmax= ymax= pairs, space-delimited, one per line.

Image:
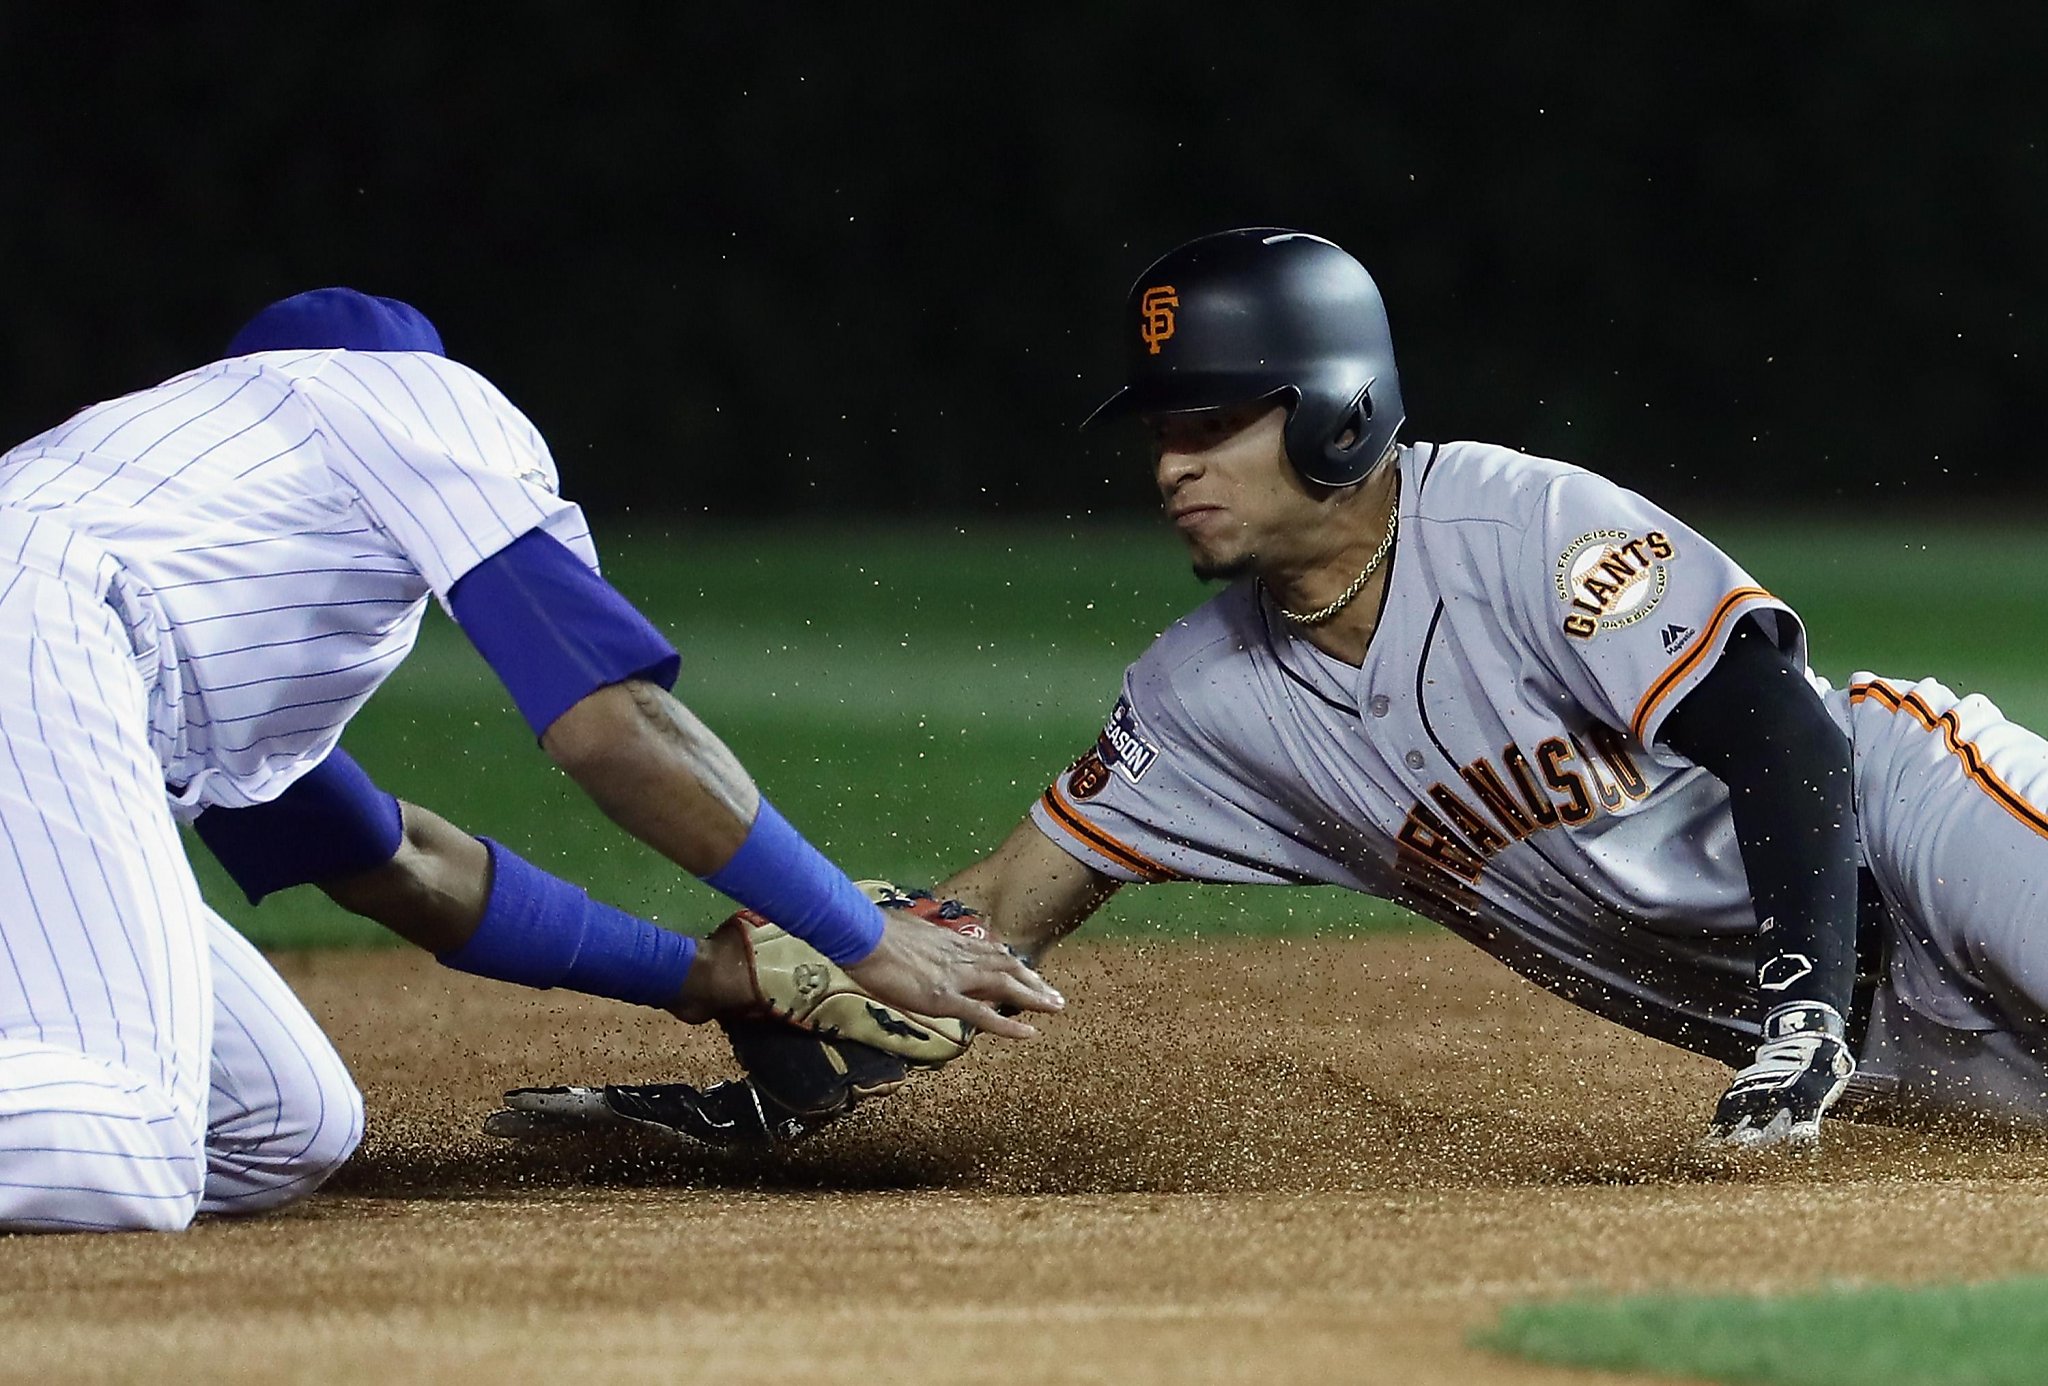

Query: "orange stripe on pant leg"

xmin=1849 ymin=679 xmax=2048 ymax=841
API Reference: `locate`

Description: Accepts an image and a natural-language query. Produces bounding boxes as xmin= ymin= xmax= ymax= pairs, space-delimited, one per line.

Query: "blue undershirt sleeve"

xmin=191 ymin=748 xmax=404 ymax=905
xmin=448 ymin=528 xmax=681 ymax=738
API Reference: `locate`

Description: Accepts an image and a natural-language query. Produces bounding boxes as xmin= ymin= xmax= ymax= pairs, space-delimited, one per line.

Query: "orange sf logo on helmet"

xmin=1139 ymin=284 xmax=1179 ymax=354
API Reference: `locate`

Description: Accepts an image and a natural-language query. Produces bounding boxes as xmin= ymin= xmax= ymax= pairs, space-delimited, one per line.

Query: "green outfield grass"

xmin=1475 ymin=1276 xmax=2048 ymax=1385
xmin=202 ymin=515 xmax=2048 ymax=952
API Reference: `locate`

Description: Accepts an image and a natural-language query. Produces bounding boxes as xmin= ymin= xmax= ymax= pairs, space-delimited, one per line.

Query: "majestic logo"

xmin=1555 ymin=529 xmax=1675 ymax=640
xmin=1139 ymin=284 xmax=1178 ymax=355
xmin=1660 ymin=623 xmax=1695 ymax=655
xmin=1097 ymin=696 xmax=1161 ymax=783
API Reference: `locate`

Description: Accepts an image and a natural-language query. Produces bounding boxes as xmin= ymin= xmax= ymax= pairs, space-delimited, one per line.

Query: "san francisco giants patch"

xmin=1067 ymin=749 xmax=1111 ymax=800
xmin=1554 ymin=529 xmax=1675 ymax=640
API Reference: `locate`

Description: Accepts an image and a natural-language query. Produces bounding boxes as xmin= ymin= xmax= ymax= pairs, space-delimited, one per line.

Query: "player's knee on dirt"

xmin=201 ymin=1048 xmax=365 ymax=1216
xmin=0 ymin=1044 xmax=209 ymax=1232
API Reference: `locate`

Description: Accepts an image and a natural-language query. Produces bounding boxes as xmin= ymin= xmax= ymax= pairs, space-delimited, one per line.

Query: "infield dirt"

xmin=5 ymin=936 xmax=2048 ymax=1385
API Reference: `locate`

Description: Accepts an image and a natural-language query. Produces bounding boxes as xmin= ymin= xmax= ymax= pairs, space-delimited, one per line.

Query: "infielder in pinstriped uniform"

xmin=0 ymin=288 xmax=1058 ymax=1232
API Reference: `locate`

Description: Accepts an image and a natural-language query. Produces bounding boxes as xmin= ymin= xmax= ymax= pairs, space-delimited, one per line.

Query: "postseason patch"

xmin=1554 ymin=529 xmax=1675 ymax=639
xmin=1096 ymin=696 xmax=1162 ymax=784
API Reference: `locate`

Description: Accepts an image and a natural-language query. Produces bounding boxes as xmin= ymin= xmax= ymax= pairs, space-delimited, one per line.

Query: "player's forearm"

xmin=541 ymin=679 xmax=760 ymax=877
xmin=940 ymin=817 xmax=1119 ymax=961
xmin=318 ymin=801 xmax=490 ymax=954
xmin=1714 ymin=727 xmax=1858 ymax=1014
xmin=544 ymin=680 xmax=910 ymax=973
xmin=1663 ymin=624 xmax=1858 ymax=1015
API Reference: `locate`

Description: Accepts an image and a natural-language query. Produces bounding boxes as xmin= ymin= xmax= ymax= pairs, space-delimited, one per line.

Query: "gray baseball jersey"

xmin=1033 ymin=440 xmax=2048 ymax=1092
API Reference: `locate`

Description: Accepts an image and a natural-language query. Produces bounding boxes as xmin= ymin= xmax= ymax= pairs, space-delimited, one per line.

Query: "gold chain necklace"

xmin=1276 ymin=501 xmax=1400 ymax=627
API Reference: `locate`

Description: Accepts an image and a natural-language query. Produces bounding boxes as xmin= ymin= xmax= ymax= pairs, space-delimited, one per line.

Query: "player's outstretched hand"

xmin=848 ymin=907 xmax=1063 ymax=1040
xmin=1702 ymin=1000 xmax=1856 ymax=1151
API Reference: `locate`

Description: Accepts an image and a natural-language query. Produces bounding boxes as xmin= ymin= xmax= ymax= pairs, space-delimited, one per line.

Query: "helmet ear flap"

xmin=1297 ymin=380 xmax=1379 ymax=488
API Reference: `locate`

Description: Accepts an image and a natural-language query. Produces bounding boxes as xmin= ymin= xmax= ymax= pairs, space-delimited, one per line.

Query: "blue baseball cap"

xmin=225 ymin=286 xmax=445 ymax=357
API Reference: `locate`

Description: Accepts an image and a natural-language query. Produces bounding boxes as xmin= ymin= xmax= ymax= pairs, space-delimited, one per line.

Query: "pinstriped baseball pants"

xmin=0 ymin=558 xmax=361 ymax=1231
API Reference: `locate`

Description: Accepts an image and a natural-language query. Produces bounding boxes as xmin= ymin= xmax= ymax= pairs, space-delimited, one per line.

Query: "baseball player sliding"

xmin=501 ymin=228 xmax=2048 ymax=1154
xmin=0 ymin=288 xmax=1059 ymax=1232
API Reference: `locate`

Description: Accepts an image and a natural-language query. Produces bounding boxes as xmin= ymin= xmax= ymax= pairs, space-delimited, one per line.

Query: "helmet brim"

xmin=1079 ymin=378 xmax=1296 ymax=432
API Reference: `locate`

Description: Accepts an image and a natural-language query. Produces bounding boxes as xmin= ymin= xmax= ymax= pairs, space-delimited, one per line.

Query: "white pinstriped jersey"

xmin=1032 ymin=441 xmax=1812 ymax=1058
xmin=0 ymin=349 xmax=595 ymax=811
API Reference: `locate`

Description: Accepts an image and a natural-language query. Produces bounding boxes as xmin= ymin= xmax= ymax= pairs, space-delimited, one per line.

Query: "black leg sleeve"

xmin=1659 ymin=618 xmax=1858 ymax=1018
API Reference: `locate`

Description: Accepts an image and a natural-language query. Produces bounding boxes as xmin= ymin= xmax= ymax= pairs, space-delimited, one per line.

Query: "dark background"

xmin=3 ymin=5 xmax=2044 ymax=516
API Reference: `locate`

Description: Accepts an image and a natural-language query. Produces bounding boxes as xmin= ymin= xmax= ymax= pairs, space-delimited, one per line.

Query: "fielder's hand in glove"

xmin=1702 ymin=1000 xmax=1856 ymax=1151
xmin=674 ymin=880 xmax=1058 ymax=1039
xmin=486 ymin=883 xmax=1039 ymax=1150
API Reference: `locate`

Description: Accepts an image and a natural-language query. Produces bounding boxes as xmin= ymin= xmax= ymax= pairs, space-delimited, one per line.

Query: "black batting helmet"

xmin=1082 ymin=228 xmax=1405 ymax=487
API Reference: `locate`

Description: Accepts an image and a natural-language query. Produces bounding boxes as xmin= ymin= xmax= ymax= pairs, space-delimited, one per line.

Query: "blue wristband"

xmin=702 ymin=800 xmax=887 ymax=965
xmin=438 ymin=838 xmax=696 ymax=1008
